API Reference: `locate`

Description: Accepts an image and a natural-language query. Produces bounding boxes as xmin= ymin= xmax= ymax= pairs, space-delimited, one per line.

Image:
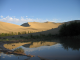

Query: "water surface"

xmin=0 ymin=39 xmax=80 ymax=60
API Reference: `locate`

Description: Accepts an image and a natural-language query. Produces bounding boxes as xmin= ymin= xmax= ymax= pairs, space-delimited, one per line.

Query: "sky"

xmin=0 ymin=0 xmax=80 ymax=25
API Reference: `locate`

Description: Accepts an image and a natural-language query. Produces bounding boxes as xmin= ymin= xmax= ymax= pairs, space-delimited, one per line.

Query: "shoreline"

xmin=0 ymin=42 xmax=35 ymax=57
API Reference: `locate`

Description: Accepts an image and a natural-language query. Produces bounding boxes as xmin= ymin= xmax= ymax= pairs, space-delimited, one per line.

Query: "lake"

xmin=0 ymin=38 xmax=80 ymax=60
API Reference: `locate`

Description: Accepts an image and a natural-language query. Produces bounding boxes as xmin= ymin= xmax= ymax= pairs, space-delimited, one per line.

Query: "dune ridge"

xmin=27 ymin=22 xmax=62 ymax=29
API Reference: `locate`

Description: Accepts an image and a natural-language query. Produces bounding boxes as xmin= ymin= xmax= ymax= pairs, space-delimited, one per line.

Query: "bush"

xmin=59 ymin=21 xmax=80 ymax=36
xmin=22 ymin=31 xmax=26 ymax=34
xmin=30 ymin=34 xmax=33 ymax=38
xmin=0 ymin=31 xmax=35 ymax=37
xmin=14 ymin=48 xmax=24 ymax=53
xmin=18 ymin=32 xmax=21 ymax=35
xmin=28 ymin=31 xmax=29 ymax=34
xmin=3 ymin=38 xmax=6 ymax=39
xmin=47 ymin=33 xmax=52 ymax=36
xmin=20 ymin=36 xmax=24 ymax=38
xmin=6 ymin=39 xmax=9 ymax=41
xmin=12 ymin=37 xmax=14 ymax=38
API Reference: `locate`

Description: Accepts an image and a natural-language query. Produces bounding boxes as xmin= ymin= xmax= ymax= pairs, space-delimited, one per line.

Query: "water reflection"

xmin=59 ymin=38 xmax=80 ymax=51
xmin=3 ymin=41 xmax=57 ymax=50
xmin=1 ymin=38 xmax=80 ymax=60
xmin=3 ymin=42 xmax=31 ymax=50
xmin=23 ymin=41 xmax=57 ymax=48
xmin=0 ymin=52 xmax=29 ymax=60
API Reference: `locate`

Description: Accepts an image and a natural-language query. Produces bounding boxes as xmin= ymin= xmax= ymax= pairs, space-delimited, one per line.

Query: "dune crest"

xmin=21 ymin=22 xmax=62 ymax=29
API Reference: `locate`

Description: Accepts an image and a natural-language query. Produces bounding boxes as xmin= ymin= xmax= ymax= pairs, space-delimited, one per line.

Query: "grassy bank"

xmin=0 ymin=33 xmax=57 ymax=41
xmin=0 ymin=31 xmax=35 ymax=37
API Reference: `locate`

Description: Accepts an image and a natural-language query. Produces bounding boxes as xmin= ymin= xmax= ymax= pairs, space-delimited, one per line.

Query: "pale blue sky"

xmin=0 ymin=0 xmax=80 ymax=25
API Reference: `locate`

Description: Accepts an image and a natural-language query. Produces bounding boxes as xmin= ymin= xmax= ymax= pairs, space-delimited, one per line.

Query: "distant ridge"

xmin=62 ymin=20 xmax=80 ymax=23
xmin=44 ymin=21 xmax=53 ymax=23
xmin=21 ymin=21 xmax=62 ymax=29
xmin=63 ymin=20 xmax=80 ymax=25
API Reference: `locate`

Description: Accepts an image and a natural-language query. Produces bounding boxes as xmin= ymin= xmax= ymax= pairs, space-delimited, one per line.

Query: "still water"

xmin=0 ymin=39 xmax=80 ymax=60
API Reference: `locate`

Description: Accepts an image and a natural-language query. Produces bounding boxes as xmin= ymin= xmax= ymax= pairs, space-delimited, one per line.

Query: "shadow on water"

xmin=59 ymin=37 xmax=80 ymax=51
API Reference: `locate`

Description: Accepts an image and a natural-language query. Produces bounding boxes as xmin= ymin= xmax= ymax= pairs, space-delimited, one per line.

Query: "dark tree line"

xmin=59 ymin=21 xmax=80 ymax=36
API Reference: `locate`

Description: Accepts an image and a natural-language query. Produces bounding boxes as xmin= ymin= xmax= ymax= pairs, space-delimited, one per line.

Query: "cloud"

xmin=52 ymin=19 xmax=59 ymax=22
xmin=26 ymin=16 xmax=28 ymax=17
xmin=0 ymin=15 xmax=3 ymax=18
xmin=0 ymin=16 xmax=42 ymax=24
xmin=0 ymin=16 xmax=62 ymax=25
xmin=0 ymin=16 xmax=20 ymax=23
xmin=0 ymin=16 xmax=58 ymax=24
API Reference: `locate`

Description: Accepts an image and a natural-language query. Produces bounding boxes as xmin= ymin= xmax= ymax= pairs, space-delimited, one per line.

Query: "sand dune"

xmin=0 ymin=21 xmax=25 ymax=33
xmin=26 ymin=22 xmax=62 ymax=29
xmin=0 ymin=21 xmax=46 ymax=33
xmin=0 ymin=21 xmax=63 ymax=34
xmin=0 ymin=20 xmax=80 ymax=38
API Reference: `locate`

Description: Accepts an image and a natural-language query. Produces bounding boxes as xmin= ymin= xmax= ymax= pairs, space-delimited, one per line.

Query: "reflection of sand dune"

xmin=3 ymin=42 xmax=31 ymax=50
xmin=3 ymin=41 xmax=57 ymax=50
xmin=23 ymin=41 xmax=57 ymax=48
xmin=30 ymin=42 xmax=57 ymax=48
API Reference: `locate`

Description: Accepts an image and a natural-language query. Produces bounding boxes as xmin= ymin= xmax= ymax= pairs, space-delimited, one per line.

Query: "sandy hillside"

xmin=0 ymin=21 xmax=63 ymax=34
xmin=28 ymin=22 xmax=62 ymax=29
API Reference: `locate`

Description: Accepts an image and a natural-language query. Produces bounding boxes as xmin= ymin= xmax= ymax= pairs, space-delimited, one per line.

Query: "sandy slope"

xmin=0 ymin=21 xmax=63 ymax=34
xmin=28 ymin=22 xmax=62 ymax=29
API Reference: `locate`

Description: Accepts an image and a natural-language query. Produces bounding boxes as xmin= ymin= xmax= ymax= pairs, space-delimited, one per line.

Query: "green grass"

xmin=0 ymin=31 xmax=35 ymax=37
xmin=0 ymin=32 xmax=55 ymax=41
